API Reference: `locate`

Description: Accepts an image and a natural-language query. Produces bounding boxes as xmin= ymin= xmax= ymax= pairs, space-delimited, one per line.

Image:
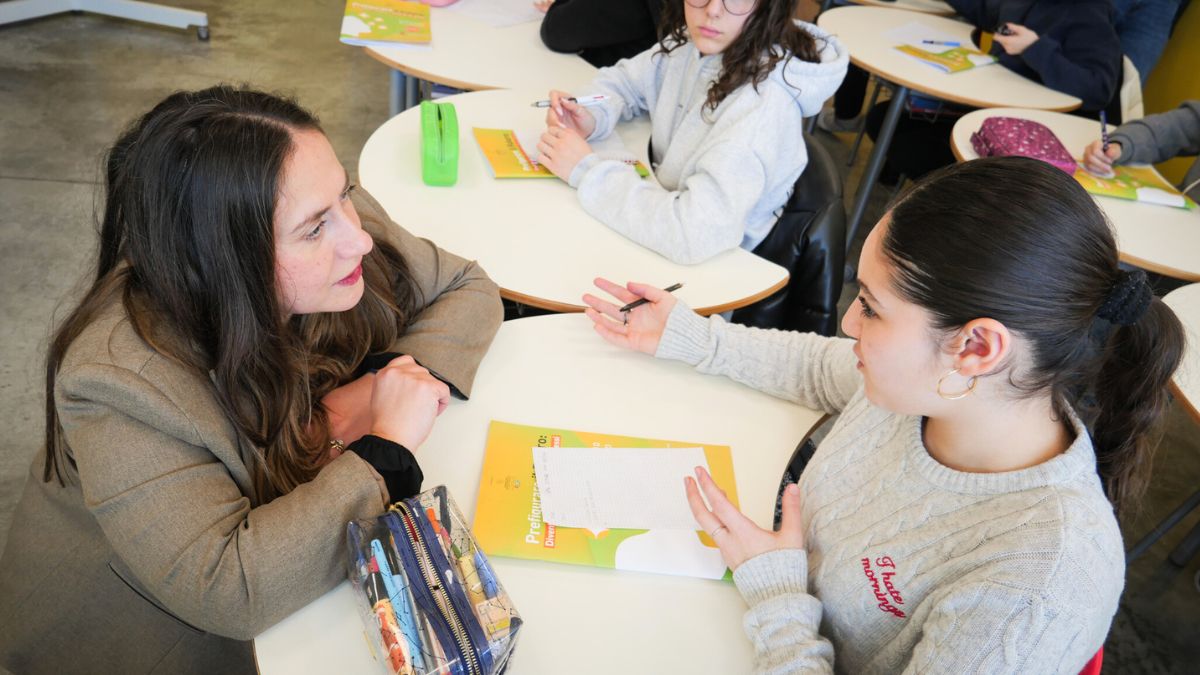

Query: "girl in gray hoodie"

xmin=535 ymin=0 xmax=848 ymax=265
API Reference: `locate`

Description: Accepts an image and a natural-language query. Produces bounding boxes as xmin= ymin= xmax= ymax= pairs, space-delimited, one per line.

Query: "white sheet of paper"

xmin=532 ymin=446 xmax=710 ymax=532
xmin=885 ymin=21 xmax=964 ymax=49
xmin=1135 ymin=186 xmax=1187 ymax=208
xmin=515 ymin=129 xmax=641 ymax=167
xmin=446 ymin=0 xmax=543 ymax=28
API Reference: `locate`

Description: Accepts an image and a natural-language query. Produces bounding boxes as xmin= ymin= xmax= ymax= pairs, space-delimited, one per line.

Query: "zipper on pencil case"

xmin=385 ymin=505 xmax=486 ymax=675
xmin=390 ymin=505 xmax=481 ymax=675
xmin=401 ymin=501 xmax=493 ymax=672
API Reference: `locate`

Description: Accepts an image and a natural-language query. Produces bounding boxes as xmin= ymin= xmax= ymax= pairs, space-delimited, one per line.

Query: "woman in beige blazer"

xmin=0 ymin=86 xmax=503 ymax=674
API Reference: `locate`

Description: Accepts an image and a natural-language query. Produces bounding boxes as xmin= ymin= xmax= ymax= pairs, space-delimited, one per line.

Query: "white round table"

xmin=950 ymin=108 xmax=1200 ymax=283
xmin=254 ymin=313 xmax=827 ymax=675
xmin=851 ymin=0 xmax=956 ymax=16
xmin=359 ymin=88 xmax=790 ymax=314
xmin=816 ymin=6 xmax=1082 ymax=251
xmin=366 ymin=6 xmax=598 ymax=115
xmin=1164 ymin=283 xmax=1200 ymax=423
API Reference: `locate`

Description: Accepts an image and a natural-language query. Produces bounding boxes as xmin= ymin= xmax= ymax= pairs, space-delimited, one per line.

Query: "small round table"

xmin=816 ymin=6 xmax=1082 ymax=253
xmin=1124 ymin=283 xmax=1200 ymax=566
xmin=850 ymin=0 xmax=956 ymax=17
xmin=950 ymin=108 xmax=1200 ymax=283
xmin=358 ymin=88 xmax=789 ymax=314
xmin=1164 ymin=283 xmax=1200 ymax=423
xmin=254 ymin=313 xmax=828 ymax=675
xmin=366 ymin=7 xmax=597 ymax=115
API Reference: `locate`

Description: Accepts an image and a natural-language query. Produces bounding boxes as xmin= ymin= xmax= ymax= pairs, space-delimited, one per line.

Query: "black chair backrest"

xmin=731 ymin=134 xmax=846 ymax=335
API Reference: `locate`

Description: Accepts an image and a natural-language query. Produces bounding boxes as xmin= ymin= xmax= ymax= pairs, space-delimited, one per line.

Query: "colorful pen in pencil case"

xmin=347 ymin=486 xmax=523 ymax=675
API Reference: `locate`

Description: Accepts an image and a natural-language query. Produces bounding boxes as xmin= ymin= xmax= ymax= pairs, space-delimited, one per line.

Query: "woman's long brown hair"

xmin=658 ymin=0 xmax=824 ymax=113
xmin=43 ymin=86 xmax=419 ymax=503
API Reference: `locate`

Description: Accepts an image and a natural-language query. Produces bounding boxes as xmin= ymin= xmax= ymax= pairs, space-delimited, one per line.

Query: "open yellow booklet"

xmin=886 ymin=21 xmax=996 ymax=74
xmin=339 ymin=0 xmax=431 ymax=48
xmin=472 ymin=128 xmax=553 ymax=178
xmin=1073 ymin=163 xmax=1197 ymax=210
xmin=473 ymin=128 xmax=651 ymax=179
xmin=894 ymin=44 xmax=997 ymax=73
xmin=472 ymin=421 xmax=738 ymax=580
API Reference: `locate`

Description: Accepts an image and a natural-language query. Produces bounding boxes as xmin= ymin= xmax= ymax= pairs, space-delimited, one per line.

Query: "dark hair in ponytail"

xmin=657 ymin=0 xmax=823 ymax=113
xmin=44 ymin=85 xmax=420 ymax=501
xmin=881 ymin=157 xmax=1185 ymax=514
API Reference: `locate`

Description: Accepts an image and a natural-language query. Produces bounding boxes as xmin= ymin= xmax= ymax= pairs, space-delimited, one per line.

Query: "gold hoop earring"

xmin=936 ymin=368 xmax=977 ymax=400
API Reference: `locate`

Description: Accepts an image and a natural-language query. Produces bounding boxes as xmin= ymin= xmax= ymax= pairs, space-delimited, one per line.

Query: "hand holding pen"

xmin=543 ymin=89 xmax=597 ymax=138
xmin=1082 ymin=140 xmax=1122 ymax=177
xmin=992 ymin=23 xmax=1038 ymax=55
xmin=582 ymin=278 xmax=680 ymax=356
xmin=1081 ymin=110 xmax=1121 ymax=177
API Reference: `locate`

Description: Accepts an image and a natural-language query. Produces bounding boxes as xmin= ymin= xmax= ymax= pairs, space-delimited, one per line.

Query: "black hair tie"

xmin=1096 ymin=269 xmax=1152 ymax=326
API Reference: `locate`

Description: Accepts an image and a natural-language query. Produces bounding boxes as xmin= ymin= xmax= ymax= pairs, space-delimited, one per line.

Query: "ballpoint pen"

xmin=373 ymin=539 xmax=424 ymax=672
xmin=620 ymin=283 xmax=683 ymax=323
xmin=530 ymin=94 xmax=608 ymax=108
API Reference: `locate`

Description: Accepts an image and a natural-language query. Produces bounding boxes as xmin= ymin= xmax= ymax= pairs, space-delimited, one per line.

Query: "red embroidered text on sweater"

xmin=861 ymin=556 xmax=906 ymax=618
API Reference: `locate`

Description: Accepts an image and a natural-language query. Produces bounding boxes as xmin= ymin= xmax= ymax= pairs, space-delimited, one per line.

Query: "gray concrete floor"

xmin=0 ymin=2 xmax=1197 ymax=673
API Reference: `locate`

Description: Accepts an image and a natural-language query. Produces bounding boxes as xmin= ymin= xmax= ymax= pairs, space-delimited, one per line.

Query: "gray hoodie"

xmin=567 ymin=22 xmax=849 ymax=264
xmin=1110 ymin=100 xmax=1200 ymax=202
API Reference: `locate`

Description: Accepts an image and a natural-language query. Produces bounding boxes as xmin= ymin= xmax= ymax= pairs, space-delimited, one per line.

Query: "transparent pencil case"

xmin=347 ymin=485 xmax=522 ymax=675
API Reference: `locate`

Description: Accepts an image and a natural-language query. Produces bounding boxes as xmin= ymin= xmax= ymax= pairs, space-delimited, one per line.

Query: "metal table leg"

xmin=848 ymin=78 xmax=884 ymax=167
xmin=389 ymin=70 xmax=405 ymax=117
xmin=1168 ymin=519 xmax=1200 ymax=566
xmin=1126 ymin=487 xmax=1200 ymax=563
xmin=845 ymin=82 xmax=908 ymax=256
xmin=404 ymin=75 xmax=419 ymax=110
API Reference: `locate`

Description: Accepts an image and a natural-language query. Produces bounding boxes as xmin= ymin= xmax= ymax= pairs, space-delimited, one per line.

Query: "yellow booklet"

xmin=894 ymin=44 xmax=997 ymax=73
xmin=472 ymin=127 xmax=652 ymax=179
xmin=472 ymin=128 xmax=554 ymax=178
xmin=472 ymin=421 xmax=738 ymax=580
xmin=1073 ymin=163 xmax=1197 ymax=210
xmin=340 ymin=0 xmax=431 ymax=48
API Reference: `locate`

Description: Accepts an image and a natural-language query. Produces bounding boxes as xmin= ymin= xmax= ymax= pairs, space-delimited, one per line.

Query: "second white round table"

xmin=817 ymin=6 xmax=1083 ymax=250
xmin=358 ymin=88 xmax=789 ymax=314
xmin=366 ymin=5 xmax=598 ymax=115
xmin=951 ymin=108 xmax=1200 ymax=283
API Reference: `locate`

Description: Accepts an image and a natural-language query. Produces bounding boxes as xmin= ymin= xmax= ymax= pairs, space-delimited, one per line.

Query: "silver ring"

xmin=710 ymin=525 xmax=728 ymax=537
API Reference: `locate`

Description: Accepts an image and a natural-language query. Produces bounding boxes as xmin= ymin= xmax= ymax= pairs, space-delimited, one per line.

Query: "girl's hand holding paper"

xmin=545 ymin=89 xmax=596 ymax=137
xmin=685 ymin=467 xmax=805 ymax=571
xmin=536 ymin=124 xmax=593 ymax=181
xmin=582 ymin=278 xmax=675 ymax=355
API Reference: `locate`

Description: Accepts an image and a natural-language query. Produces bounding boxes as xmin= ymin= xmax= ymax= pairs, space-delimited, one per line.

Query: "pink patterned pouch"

xmin=969 ymin=117 xmax=1077 ymax=174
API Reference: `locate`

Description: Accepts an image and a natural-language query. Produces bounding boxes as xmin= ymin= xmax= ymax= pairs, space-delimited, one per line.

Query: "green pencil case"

xmin=420 ymin=100 xmax=458 ymax=187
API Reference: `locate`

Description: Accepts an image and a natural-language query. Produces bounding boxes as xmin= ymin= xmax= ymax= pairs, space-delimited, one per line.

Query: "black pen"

xmin=619 ymin=283 xmax=683 ymax=319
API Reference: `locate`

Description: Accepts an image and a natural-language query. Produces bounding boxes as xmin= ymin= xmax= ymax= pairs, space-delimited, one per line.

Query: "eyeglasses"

xmin=684 ymin=0 xmax=759 ymax=17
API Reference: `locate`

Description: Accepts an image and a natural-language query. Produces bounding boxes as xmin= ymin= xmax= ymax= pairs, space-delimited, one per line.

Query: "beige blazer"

xmin=0 ymin=191 xmax=502 ymax=674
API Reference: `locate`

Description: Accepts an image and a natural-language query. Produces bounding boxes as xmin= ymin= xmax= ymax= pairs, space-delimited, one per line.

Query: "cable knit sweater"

xmin=655 ymin=303 xmax=1124 ymax=674
xmin=565 ymin=22 xmax=848 ymax=264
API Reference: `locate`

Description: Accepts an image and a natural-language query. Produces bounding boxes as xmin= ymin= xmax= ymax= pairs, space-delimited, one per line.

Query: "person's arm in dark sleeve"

xmin=1019 ymin=14 xmax=1121 ymax=111
xmin=943 ymin=0 xmax=990 ymax=27
xmin=541 ymin=0 xmax=654 ymax=54
xmin=345 ymin=434 xmax=423 ymax=502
